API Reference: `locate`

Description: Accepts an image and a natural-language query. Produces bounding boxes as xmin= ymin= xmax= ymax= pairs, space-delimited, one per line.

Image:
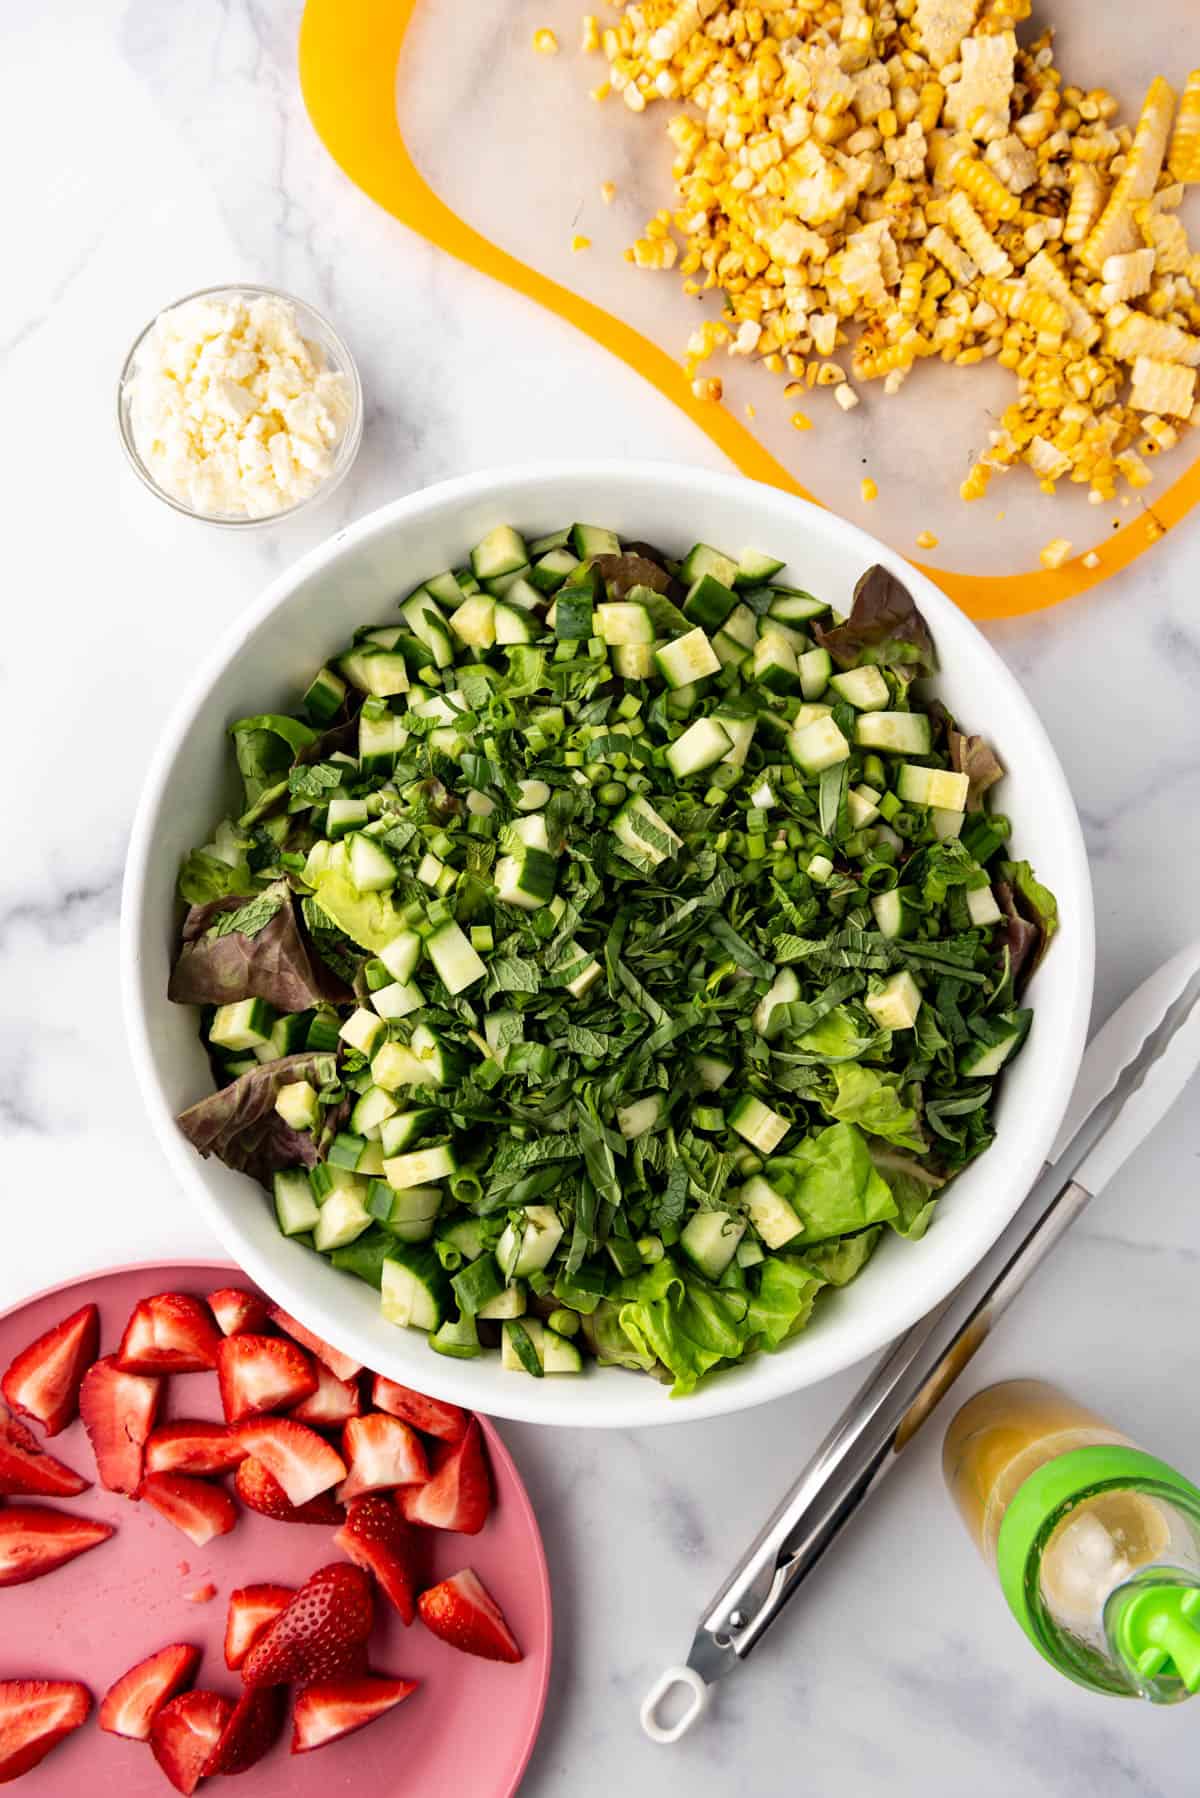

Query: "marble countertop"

xmin=4 ymin=3 xmax=1200 ymax=1793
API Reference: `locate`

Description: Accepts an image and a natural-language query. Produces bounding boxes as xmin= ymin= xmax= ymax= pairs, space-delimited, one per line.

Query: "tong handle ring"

xmin=640 ymin=1664 xmax=710 ymax=1743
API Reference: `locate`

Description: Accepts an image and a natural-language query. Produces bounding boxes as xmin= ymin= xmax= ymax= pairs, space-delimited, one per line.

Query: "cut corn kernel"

xmin=860 ymin=476 xmax=878 ymax=501
xmin=571 ymin=234 xmax=592 ymax=252
xmin=1039 ymin=536 xmax=1073 ymax=569
xmin=915 ymin=529 xmax=939 ymax=549
xmin=790 ymin=411 xmax=813 ymax=430
xmin=533 ymin=28 xmax=559 ymax=55
xmin=600 ymin=180 xmax=617 ymax=205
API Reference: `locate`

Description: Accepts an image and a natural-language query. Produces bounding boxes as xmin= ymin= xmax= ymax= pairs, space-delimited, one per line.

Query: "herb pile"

xmin=171 ymin=525 xmax=1057 ymax=1395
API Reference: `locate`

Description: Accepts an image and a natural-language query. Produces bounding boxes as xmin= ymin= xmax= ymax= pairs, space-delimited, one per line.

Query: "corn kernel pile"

xmin=577 ymin=2 xmax=1200 ymax=508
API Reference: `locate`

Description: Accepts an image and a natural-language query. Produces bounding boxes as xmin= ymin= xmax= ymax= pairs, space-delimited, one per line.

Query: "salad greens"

xmin=171 ymin=524 xmax=1056 ymax=1395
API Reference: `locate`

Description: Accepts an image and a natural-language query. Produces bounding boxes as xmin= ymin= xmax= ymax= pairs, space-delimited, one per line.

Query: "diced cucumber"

xmin=756 ymin=615 xmax=807 ymax=656
xmin=429 ymin=1314 xmax=483 ymax=1359
xmin=871 ymin=888 xmax=922 ymax=939
xmin=554 ymin=587 xmax=593 ymax=641
xmin=339 ymin=1007 xmax=385 ymax=1057
xmin=401 ymin=594 xmax=454 ymax=668
xmin=358 ymin=710 xmax=410 ymax=774
xmin=740 ymin=1174 xmax=803 ymax=1248
xmin=855 ymin=712 xmax=933 ymax=755
xmin=722 ymin=603 xmax=758 ymax=650
xmin=611 ymin=642 xmax=657 ymax=680
xmin=543 ymin=1329 xmax=584 ymax=1374
xmin=502 ymin=1318 xmax=545 ymax=1376
xmin=530 ymin=546 xmax=580 ymax=593
xmin=767 ymin=588 xmax=828 ymax=622
xmin=729 ymin=1094 xmax=791 ymax=1154
xmin=528 ymin=527 xmax=572 ymax=556
xmin=327 ymin=797 xmax=369 ymax=839
xmin=753 ymin=967 xmax=799 ymax=1038
xmin=420 ymin=570 xmax=465 ymax=607
xmin=830 ymin=666 xmax=890 ymax=710
xmin=314 ymin=1187 xmax=373 ymax=1252
xmin=381 ymin=1247 xmax=449 ymax=1331
xmin=378 ymin=930 xmax=422 ymax=983
xmin=679 ymin=542 xmax=739 ymax=589
xmin=484 ymin=565 xmax=532 ymax=599
xmin=372 ymin=1039 xmax=442 ymax=1092
xmin=734 ymin=548 xmax=786 ymax=587
xmin=616 ymin=1093 xmax=665 ymax=1139
xmin=596 ymin=602 xmax=655 ymax=646
xmin=275 ymin=1080 xmax=320 ymax=1132
xmin=865 ymin=970 xmax=923 ymax=1031
xmin=309 ymin=1163 xmax=367 ymax=1204
xmin=966 ymin=884 xmax=1003 ymax=927
xmin=752 ymin=632 xmax=799 ymax=695
xmin=798 ymin=646 xmax=832 ymax=700
xmin=439 ymin=1216 xmax=485 ymax=1263
xmin=612 ymin=795 xmax=682 ymax=868
xmin=665 ymin=716 xmax=732 ymax=779
xmin=680 ymin=1209 xmax=746 ymax=1280
xmin=655 ymin=628 xmax=721 ymax=688
xmin=425 ymin=918 xmax=487 ymax=995
xmin=450 ymin=1252 xmax=504 ymax=1316
xmin=961 ymin=1011 xmax=1031 ymax=1076
xmin=494 ymin=846 xmax=557 ymax=910
xmin=565 ymin=954 xmax=602 ymax=998
xmin=846 ymin=784 xmax=881 ymax=828
xmin=736 ymin=1238 xmax=765 ymax=1269
xmin=449 ymin=593 xmax=496 ymax=649
xmin=570 ymin=523 xmax=621 ymax=559
xmin=372 ymin=979 xmax=424 ymax=1020
xmin=380 ymin=1109 xmax=437 ymax=1155
xmin=711 ymin=710 xmax=756 ymax=766
xmin=896 ymin=764 xmax=970 ymax=811
xmin=371 ymin=1182 xmax=442 ymax=1240
xmin=274 ymin=1169 xmax=321 ymax=1237
xmin=303 ymin=665 xmax=347 ymax=724
xmin=478 ymin=1283 xmax=527 ymax=1320
xmin=931 ymin=806 xmax=965 ymax=840
xmin=494 ymin=602 xmax=537 ymax=645
xmin=383 ymin=1141 xmax=458 ymax=1188
xmin=497 ymin=1204 xmax=564 ymax=1280
xmin=348 ymin=833 xmax=397 ymax=894
xmin=788 ymin=714 xmax=850 ymax=774
xmin=694 ymin=1053 xmax=733 ymax=1091
xmin=471 ymin=524 xmax=529 ymax=581
xmin=683 ymin=573 xmax=738 ymax=631
xmin=210 ymin=999 xmax=276 ymax=1052
xmin=350 ymin=1085 xmax=399 ymax=1136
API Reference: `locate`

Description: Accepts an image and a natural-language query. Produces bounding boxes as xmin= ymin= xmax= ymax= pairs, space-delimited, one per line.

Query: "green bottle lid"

xmin=996 ymin=1446 xmax=1200 ymax=1696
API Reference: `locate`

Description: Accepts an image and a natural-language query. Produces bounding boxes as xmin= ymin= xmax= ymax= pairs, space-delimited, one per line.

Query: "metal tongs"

xmin=642 ymin=941 xmax=1200 ymax=1741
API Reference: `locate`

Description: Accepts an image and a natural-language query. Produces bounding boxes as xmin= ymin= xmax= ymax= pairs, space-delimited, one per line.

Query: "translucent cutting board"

xmin=300 ymin=0 xmax=1200 ymax=617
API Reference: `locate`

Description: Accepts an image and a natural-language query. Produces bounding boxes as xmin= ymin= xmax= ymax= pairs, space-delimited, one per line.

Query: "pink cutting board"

xmin=0 ymin=1261 xmax=551 ymax=1796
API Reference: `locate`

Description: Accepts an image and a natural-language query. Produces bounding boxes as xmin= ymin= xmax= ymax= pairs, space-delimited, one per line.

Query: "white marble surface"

xmin=3 ymin=4 xmax=1200 ymax=1793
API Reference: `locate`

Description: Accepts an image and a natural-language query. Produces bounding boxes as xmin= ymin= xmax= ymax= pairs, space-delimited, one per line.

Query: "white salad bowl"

xmin=122 ymin=461 xmax=1094 ymax=1428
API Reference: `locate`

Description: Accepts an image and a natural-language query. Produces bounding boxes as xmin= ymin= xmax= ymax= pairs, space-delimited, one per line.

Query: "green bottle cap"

xmin=996 ymin=1446 xmax=1200 ymax=1696
xmin=1109 ymin=1585 xmax=1200 ymax=1693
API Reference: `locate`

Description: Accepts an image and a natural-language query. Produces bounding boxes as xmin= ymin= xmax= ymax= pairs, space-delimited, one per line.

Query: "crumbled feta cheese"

xmin=127 ymin=294 xmax=352 ymax=519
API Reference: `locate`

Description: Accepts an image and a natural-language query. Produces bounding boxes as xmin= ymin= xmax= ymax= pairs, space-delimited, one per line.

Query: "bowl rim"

xmin=116 ymin=281 xmax=364 ymax=529
xmin=121 ymin=459 xmax=1095 ymax=1427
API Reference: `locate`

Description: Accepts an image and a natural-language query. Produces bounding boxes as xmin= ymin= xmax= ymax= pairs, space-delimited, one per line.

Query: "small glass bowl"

xmin=117 ymin=283 xmax=363 ymax=528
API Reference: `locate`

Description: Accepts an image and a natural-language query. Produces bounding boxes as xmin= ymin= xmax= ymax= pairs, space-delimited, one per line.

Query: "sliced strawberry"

xmin=0 ymin=1504 xmax=114 ymax=1588
xmin=418 ymin=1568 xmax=522 ymax=1663
xmin=268 ymin=1307 xmax=362 ymax=1382
xmin=241 ymin=1564 xmax=374 ymax=1689
xmin=116 ymin=1293 xmax=222 ymax=1375
xmin=0 ymin=1411 xmax=90 ymax=1497
xmin=289 ymin=1359 xmax=362 ymax=1429
xmin=291 ymin=1675 xmax=417 ymax=1755
xmin=236 ymin=1418 xmax=346 ymax=1508
xmin=145 ymin=1420 xmax=248 ymax=1478
xmin=206 ymin=1286 xmax=271 ymax=1338
xmin=371 ymin=1376 xmax=468 ymax=1443
xmin=79 ymin=1356 xmax=162 ymax=1496
xmin=234 ymin=1457 xmax=346 ymax=1527
xmin=224 ymin=1583 xmax=295 ymax=1671
xmin=335 ymin=1496 xmax=420 ymax=1625
xmin=99 ymin=1643 xmax=201 ymax=1741
xmin=0 ymin=1679 xmax=91 ymax=1783
xmin=338 ymin=1413 xmax=428 ymax=1503
xmin=140 ymin=1472 xmax=239 ymax=1547
xmin=397 ymin=1416 xmax=490 ymax=1534
xmin=1 ymin=1302 xmax=99 ymax=1437
xmin=201 ymin=1686 xmax=285 ymax=1776
xmin=216 ymin=1334 xmax=317 ymax=1424
xmin=150 ymin=1690 xmax=234 ymax=1796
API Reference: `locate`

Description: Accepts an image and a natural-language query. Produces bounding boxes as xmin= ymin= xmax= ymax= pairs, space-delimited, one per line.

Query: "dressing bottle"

xmin=943 ymin=1380 xmax=1200 ymax=1701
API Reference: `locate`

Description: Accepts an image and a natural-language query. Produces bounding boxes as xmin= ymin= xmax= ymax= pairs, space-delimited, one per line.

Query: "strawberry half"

xmin=338 ymin=1413 xmax=428 ymax=1503
xmin=0 ymin=1504 xmax=114 ymax=1587
xmin=79 ymin=1356 xmax=162 ymax=1495
xmin=1 ymin=1302 xmax=99 ymax=1437
xmin=144 ymin=1420 xmax=248 ymax=1478
xmin=140 ymin=1472 xmax=240 ymax=1547
xmin=99 ymin=1643 xmax=201 ymax=1741
xmin=418 ymin=1569 xmax=522 ymax=1663
xmin=224 ymin=1583 xmax=294 ymax=1671
xmin=397 ymin=1415 xmax=490 ymax=1534
xmin=335 ymin=1496 xmax=420 ymax=1625
xmin=234 ymin=1457 xmax=346 ymax=1527
xmin=371 ymin=1376 xmax=468 ymax=1443
xmin=217 ymin=1334 xmax=317 ymax=1424
xmin=289 ymin=1359 xmax=362 ymax=1429
xmin=236 ymin=1418 xmax=346 ymax=1508
xmin=291 ymin=1676 xmax=417 ymax=1755
xmin=241 ymin=1563 xmax=374 ymax=1689
xmin=150 ymin=1690 xmax=234 ymax=1796
xmin=116 ymin=1293 xmax=222 ymax=1375
xmin=207 ymin=1286 xmax=271 ymax=1338
xmin=0 ymin=1679 xmax=91 ymax=1783
xmin=268 ymin=1307 xmax=362 ymax=1383
xmin=0 ymin=1411 xmax=90 ymax=1498
xmin=201 ymin=1686 xmax=285 ymax=1777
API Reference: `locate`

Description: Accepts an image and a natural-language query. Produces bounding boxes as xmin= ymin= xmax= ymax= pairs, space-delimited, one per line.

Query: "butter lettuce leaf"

xmin=765 ymin=1122 xmax=898 ymax=1243
xmin=825 ymin=1064 xmax=923 ymax=1151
